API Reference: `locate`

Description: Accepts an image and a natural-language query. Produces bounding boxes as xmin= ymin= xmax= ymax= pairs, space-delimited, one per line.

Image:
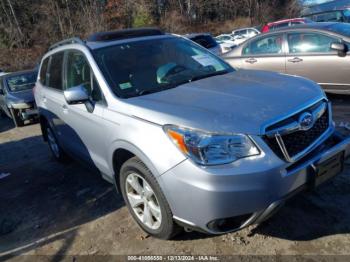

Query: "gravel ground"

xmin=0 ymin=95 xmax=350 ymax=261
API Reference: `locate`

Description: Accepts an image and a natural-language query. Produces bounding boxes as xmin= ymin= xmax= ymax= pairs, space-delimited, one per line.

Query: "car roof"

xmin=86 ymin=34 xmax=175 ymax=50
xmin=2 ymin=69 xmax=37 ymax=78
xmin=233 ymin=27 xmax=257 ymax=32
xmin=270 ymin=22 xmax=339 ymax=32
xmin=267 ymin=18 xmax=307 ymax=26
xmin=256 ymin=22 xmax=350 ymax=40
xmin=46 ymin=28 xmax=177 ymax=52
xmin=185 ymin=33 xmax=212 ymax=38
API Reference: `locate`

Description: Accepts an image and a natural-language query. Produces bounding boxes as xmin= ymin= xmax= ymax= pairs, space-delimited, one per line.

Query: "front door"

xmin=286 ymin=31 xmax=350 ymax=92
xmin=60 ymin=50 xmax=108 ymax=171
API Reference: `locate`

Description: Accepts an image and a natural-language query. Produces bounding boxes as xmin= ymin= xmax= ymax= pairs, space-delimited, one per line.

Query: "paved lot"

xmin=0 ymin=95 xmax=350 ymax=260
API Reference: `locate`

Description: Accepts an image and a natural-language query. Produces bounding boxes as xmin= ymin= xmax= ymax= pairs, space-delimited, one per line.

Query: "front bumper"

xmin=21 ymin=108 xmax=38 ymax=120
xmin=159 ymin=132 xmax=350 ymax=234
xmin=10 ymin=102 xmax=38 ymax=120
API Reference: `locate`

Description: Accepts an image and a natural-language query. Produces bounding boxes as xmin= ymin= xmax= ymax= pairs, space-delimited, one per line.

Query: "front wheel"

xmin=120 ymin=157 xmax=181 ymax=239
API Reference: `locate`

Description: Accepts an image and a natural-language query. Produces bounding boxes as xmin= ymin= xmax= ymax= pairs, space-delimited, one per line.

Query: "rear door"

xmin=285 ymin=31 xmax=350 ymax=92
xmin=39 ymin=52 xmax=70 ymax=149
xmin=239 ymin=33 xmax=286 ymax=73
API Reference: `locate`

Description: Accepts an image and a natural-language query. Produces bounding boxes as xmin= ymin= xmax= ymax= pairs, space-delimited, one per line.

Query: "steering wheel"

xmin=163 ymin=65 xmax=188 ymax=80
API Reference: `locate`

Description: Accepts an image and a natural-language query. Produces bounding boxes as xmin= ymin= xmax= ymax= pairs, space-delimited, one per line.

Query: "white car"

xmin=215 ymin=34 xmax=237 ymax=53
xmin=0 ymin=70 xmax=7 ymax=77
xmin=231 ymin=27 xmax=260 ymax=45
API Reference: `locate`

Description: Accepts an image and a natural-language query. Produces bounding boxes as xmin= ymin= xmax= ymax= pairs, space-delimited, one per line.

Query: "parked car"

xmin=185 ymin=33 xmax=222 ymax=55
xmin=232 ymin=27 xmax=260 ymax=44
xmin=0 ymin=70 xmax=38 ymax=127
xmin=35 ymin=28 xmax=350 ymax=239
xmin=215 ymin=34 xmax=237 ymax=53
xmin=302 ymin=0 xmax=350 ymax=23
xmin=224 ymin=22 xmax=350 ymax=94
xmin=261 ymin=18 xmax=313 ymax=33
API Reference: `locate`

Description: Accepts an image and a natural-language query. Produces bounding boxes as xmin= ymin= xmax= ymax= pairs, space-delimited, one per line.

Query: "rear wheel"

xmin=10 ymin=108 xmax=24 ymax=127
xmin=120 ymin=157 xmax=181 ymax=239
xmin=46 ymin=126 xmax=66 ymax=161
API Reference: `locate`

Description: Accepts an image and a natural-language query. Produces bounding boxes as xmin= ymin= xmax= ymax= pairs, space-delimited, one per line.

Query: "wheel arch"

xmin=110 ymin=141 xmax=161 ymax=191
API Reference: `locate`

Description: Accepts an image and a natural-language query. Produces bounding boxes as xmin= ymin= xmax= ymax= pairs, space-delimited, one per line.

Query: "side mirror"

xmin=0 ymin=89 xmax=4 ymax=95
xmin=331 ymin=42 xmax=348 ymax=56
xmin=63 ymin=85 xmax=89 ymax=105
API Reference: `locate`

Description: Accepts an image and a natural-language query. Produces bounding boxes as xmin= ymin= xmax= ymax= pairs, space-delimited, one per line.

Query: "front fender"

xmin=108 ymin=140 xmax=162 ymax=179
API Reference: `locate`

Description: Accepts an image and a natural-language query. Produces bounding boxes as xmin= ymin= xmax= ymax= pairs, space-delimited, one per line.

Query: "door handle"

xmin=42 ymin=95 xmax=47 ymax=103
xmin=288 ymin=57 xmax=303 ymax=63
xmin=245 ymin=58 xmax=257 ymax=64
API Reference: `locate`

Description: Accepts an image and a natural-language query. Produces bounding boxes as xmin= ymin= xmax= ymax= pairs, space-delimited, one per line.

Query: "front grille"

xmin=264 ymin=105 xmax=329 ymax=161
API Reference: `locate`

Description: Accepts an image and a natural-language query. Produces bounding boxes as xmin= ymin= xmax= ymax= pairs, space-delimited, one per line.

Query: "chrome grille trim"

xmin=265 ymin=101 xmax=327 ymax=138
xmin=264 ymin=101 xmax=333 ymax=163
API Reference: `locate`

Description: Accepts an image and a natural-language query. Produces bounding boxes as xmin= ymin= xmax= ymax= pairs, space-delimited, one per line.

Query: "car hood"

xmin=123 ymin=70 xmax=325 ymax=135
xmin=6 ymin=89 xmax=34 ymax=104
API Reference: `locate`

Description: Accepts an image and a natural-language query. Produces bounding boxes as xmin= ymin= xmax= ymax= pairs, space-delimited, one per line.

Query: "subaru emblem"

xmin=299 ymin=112 xmax=314 ymax=131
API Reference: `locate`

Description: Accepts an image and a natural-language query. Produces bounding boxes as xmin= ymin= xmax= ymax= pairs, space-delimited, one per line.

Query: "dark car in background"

xmin=224 ymin=22 xmax=350 ymax=95
xmin=302 ymin=0 xmax=350 ymax=23
xmin=0 ymin=70 xmax=38 ymax=127
xmin=184 ymin=33 xmax=222 ymax=56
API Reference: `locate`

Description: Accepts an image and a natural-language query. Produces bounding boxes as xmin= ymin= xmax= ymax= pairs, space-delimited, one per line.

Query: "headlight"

xmin=164 ymin=125 xmax=260 ymax=165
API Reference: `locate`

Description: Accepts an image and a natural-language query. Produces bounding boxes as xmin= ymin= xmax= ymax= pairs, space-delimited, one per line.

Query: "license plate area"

xmin=312 ymin=151 xmax=344 ymax=187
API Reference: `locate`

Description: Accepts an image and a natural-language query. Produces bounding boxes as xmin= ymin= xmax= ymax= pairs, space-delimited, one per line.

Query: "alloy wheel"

xmin=125 ymin=173 xmax=162 ymax=230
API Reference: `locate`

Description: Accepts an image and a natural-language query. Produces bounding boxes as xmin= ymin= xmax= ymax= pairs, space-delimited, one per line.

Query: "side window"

xmin=39 ymin=57 xmax=49 ymax=85
xmin=47 ymin=52 xmax=64 ymax=90
xmin=65 ymin=50 xmax=102 ymax=102
xmin=287 ymin=33 xmax=339 ymax=54
xmin=273 ymin=22 xmax=289 ymax=30
xmin=243 ymin=35 xmax=284 ymax=55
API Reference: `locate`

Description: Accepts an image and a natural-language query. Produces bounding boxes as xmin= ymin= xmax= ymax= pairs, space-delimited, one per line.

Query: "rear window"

xmin=39 ymin=57 xmax=49 ymax=85
xmin=47 ymin=52 xmax=64 ymax=90
xmin=190 ymin=35 xmax=218 ymax=49
xmin=6 ymin=72 xmax=37 ymax=92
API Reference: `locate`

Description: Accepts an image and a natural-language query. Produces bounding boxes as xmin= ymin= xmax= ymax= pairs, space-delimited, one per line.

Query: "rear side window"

xmin=47 ymin=52 xmax=64 ymax=90
xmin=39 ymin=57 xmax=49 ymax=85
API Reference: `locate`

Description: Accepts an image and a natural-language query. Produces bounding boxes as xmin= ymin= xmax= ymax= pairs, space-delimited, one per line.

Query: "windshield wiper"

xmin=189 ymin=70 xmax=229 ymax=83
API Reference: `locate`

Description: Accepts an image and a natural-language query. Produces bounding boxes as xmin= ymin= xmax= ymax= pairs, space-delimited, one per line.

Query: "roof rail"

xmin=87 ymin=28 xmax=164 ymax=42
xmin=49 ymin=37 xmax=85 ymax=51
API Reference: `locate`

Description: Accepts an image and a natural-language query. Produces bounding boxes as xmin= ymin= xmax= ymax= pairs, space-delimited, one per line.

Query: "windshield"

xmin=93 ymin=37 xmax=233 ymax=98
xmin=326 ymin=23 xmax=350 ymax=37
xmin=6 ymin=72 xmax=37 ymax=92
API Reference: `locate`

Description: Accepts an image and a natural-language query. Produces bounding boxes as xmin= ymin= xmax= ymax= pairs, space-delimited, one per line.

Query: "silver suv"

xmin=35 ymin=28 xmax=350 ymax=239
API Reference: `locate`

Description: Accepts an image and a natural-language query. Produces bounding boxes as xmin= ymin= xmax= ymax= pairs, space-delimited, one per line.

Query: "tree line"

xmin=0 ymin=0 xmax=300 ymax=70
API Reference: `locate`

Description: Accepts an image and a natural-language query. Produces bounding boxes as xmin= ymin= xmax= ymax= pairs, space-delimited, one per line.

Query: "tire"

xmin=10 ymin=108 xmax=24 ymax=127
xmin=120 ymin=157 xmax=181 ymax=239
xmin=46 ymin=125 xmax=67 ymax=162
